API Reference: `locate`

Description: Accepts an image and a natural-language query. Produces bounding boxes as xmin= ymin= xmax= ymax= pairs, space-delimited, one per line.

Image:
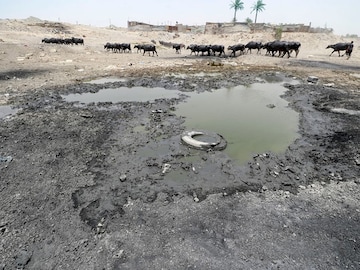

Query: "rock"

xmin=161 ymin=163 xmax=171 ymax=174
xmin=307 ymin=76 xmax=319 ymax=83
xmin=119 ymin=174 xmax=127 ymax=182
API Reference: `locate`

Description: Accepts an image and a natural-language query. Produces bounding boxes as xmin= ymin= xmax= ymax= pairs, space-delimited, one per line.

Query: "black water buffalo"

xmin=326 ymin=42 xmax=353 ymax=57
xmin=227 ymin=44 xmax=245 ymax=57
xmin=42 ymin=37 xmax=84 ymax=45
xmin=245 ymin=41 xmax=262 ymax=54
xmin=186 ymin=44 xmax=211 ymax=56
xmin=72 ymin=37 xmax=84 ymax=45
xmin=120 ymin=43 xmax=131 ymax=53
xmin=104 ymin=43 xmax=121 ymax=52
xmin=135 ymin=44 xmax=158 ymax=56
xmin=63 ymin=38 xmax=74 ymax=45
xmin=263 ymin=41 xmax=291 ymax=58
xmin=134 ymin=44 xmax=144 ymax=53
xmin=42 ymin=38 xmax=63 ymax=44
xmin=345 ymin=41 xmax=354 ymax=59
xmin=210 ymin=45 xmax=225 ymax=56
xmin=287 ymin=41 xmax=301 ymax=57
xmin=186 ymin=44 xmax=198 ymax=55
xmin=172 ymin=43 xmax=185 ymax=53
xmin=195 ymin=45 xmax=211 ymax=56
xmin=104 ymin=43 xmax=131 ymax=53
xmin=104 ymin=42 xmax=115 ymax=51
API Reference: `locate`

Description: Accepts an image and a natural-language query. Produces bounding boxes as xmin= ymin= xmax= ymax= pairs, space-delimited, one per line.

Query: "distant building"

xmin=127 ymin=21 xmax=332 ymax=34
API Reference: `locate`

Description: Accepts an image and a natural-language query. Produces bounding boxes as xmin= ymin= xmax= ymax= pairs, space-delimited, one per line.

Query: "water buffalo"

xmin=135 ymin=44 xmax=158 ymax=56
xmin=287 ymin=41 xmax=301 ymax=57
xmin=42 ymin=38 xmax=63 ymax=44
xmin=245 ymin=41 xmax=262 ymax=54
xmin=134 ymin=44 xmax=144 ymax=53
xmin=186 ymin=44 xmax=211 ymax=56
xmin=326 ymin=42 xmax=353 ymax=57
xmin=263 ymin=41 xmax=290 ymax=58
xmin=120 ymin=43 xmax=131 ymax=53
xmin=195 ymin=45 xmax=211 ymax=56
xmin=186 ymin=44 xmax=198 ymax=55
xmin=64 ymin=38 xmax=74 ymax=45
xmin=72 ymin=37 xmax=84 ymax=45
xmin=42 ymin=37 xmax=84 ymax=45
xmin=210 ymin=45 xmax=225 ymax=56
xmin=345 ymin=41 xmax=354 ymax=59
xmin=227 ymin=44 xmax=245 ymax=57
xmin=104 ymin=43 xmax=121 ymax=52
xmin=172 ymin=43 xmax=185 ymax=54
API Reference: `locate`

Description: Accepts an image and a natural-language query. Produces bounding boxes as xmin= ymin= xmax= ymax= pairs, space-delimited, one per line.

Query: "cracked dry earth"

xmin=0 ymin=19 xmax=360 ymax=269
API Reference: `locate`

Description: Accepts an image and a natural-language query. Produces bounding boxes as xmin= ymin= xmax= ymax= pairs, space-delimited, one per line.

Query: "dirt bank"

xmin=0 ymin=19 xmax=359 ymax=269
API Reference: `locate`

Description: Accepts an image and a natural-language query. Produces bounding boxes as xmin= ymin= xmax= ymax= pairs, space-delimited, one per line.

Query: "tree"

xmin=251 ymin=0 xmax=266 ymax=23
xmin=229 ymin=0 xmax=244 ymax=22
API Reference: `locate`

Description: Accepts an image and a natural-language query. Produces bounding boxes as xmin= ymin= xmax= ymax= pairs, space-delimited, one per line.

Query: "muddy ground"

xmin=0 ymin=19 xmax=360 ymax=269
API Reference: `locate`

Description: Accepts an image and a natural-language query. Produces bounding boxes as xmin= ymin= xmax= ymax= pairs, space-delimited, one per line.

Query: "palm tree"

xmin=229 ymin=0 xmax=244 ymax=22
xmin=251 ymin=0 xmax=266 ymax=23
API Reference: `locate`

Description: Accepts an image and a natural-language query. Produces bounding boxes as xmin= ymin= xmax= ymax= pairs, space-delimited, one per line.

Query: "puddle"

xmin=85 ymin=77 xmax=128 ymax=84
xmin=62 ymin=87 xmax=182 ymax=103
xmin=164 ymin=72 xmax=221 ymax=79
xmin=175 ymin=81 xmax=300 ymax=164
xmin=62 ymin=77 xmax=299 ymax=165
xmin=0 ymin=106 xmax=17 ymax=119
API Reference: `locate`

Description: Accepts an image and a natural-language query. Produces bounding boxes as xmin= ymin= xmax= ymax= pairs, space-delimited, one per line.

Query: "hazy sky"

xmin=0 ymin=0 xmax=357 ymax=35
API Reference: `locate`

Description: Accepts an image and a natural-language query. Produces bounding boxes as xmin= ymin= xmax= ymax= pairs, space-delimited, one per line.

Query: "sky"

xmin=0 ymin=0 xmax=358 ymax=35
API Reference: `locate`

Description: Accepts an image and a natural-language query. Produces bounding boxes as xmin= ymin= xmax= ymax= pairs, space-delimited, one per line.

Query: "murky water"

xmin=0 ymin=106 xmax=17 ymax=119
xmin=175 ymin=82 xmax=299 ymax=164
xmin=63 ymin=77 xmax=299 ymax=165
xmin=62 ymin=87 xmax=182 ymax=103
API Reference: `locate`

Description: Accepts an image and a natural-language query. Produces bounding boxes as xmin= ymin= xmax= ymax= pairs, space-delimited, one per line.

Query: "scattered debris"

xmin=0 ymin=156 xmax=12 ymax=163
xmin=208 ymin=61 xmax=224 ymax=66
xmin=119 ymin=174 xmax=127 ymax=182
xmin=307 ymin=76 xmax=319 ymax=84
xmin=180 ymin=130 xmax=227 ymax=151
xmin=161 ymin=163 xmax=171 ymax=174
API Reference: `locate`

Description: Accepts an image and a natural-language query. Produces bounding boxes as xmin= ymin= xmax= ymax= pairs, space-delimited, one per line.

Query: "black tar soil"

xmin=0 ymin=67 xmax=359 ymax=269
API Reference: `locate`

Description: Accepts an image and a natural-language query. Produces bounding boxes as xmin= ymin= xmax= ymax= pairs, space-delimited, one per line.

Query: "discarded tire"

xmin=180 ymin=130 xmax=227 ymax=151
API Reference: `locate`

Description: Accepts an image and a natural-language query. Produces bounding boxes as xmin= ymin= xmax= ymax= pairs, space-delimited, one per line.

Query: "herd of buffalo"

xmin=41 ymin=37 xmax=354 ymax=59
xmin=42 ymin=37 xmax=84 ymax=45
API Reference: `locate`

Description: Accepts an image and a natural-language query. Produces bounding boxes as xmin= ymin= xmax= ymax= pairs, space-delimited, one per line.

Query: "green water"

xmin=175 ymin=82 xmax=299 ymax=164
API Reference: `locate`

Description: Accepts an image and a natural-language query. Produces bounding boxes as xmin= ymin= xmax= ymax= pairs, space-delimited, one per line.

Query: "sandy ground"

xmin=0 ymin=18 xmax=359 ymax=269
